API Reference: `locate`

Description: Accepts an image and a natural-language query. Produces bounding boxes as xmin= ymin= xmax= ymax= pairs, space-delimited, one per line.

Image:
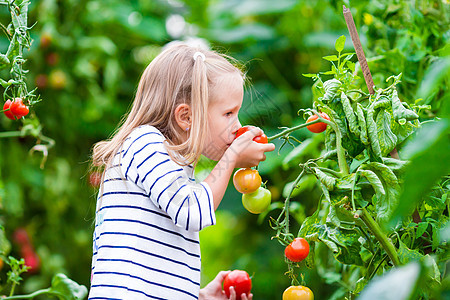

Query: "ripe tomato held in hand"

xmin=3 ymin=99 xmax=16 ymax=120
xmin=242 ymin=187 xmax=271 ymax=214
xmin=283 ymin=285 xmax=314 ymax=300
xmin=306 ymin=112 xmax=330 ymax=133
xmin=233 ymin=168 xmax=261 ymax=194
xmin=285 ymin=237 xmax=310 ymax=262
xmin=10 ymin=98 xmax=29 ymax=118
xmin=235 ymin=126 xmax=268 ymax=144
xmin=223 ymin=270 xmax=252 ymax=300
xmin=89 ymin=171 xmax=102 ymax=188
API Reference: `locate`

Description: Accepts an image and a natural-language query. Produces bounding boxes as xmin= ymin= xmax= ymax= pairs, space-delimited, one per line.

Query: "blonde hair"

xmin=91 ymin=43 xmax=243 ymax=171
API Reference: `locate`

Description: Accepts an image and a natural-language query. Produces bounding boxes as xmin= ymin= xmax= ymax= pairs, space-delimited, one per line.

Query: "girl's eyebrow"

xmin=224 ymin=105 xmax=240 ymax=112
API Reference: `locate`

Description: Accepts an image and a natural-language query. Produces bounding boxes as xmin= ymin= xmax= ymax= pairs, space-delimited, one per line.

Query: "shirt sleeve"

xmin=120 ymin=127 xmax=216 ymax=232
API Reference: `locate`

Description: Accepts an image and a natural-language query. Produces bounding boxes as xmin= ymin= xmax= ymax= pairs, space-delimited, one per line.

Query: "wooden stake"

xmin=343 ymin=5 xmax=375 ymax=95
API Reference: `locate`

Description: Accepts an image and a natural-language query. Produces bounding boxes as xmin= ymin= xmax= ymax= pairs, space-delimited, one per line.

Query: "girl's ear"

xmin=174 ymin=103 xmax=192 ymax=131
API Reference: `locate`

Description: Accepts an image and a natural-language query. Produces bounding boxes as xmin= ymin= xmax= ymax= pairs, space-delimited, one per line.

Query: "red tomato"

xmin=0 ymin=257 xmax=3 ymax=270
xmin=235 ymin=126 xmax=268 ymax=144
xmin=306 ymin=112 xmax=330 ymax=133
xmin=3 ymin=99 xmax=16 ymax=120
xmin=22 ymin=245 xmax=40 ymax=274
xmin=285 ymin=237 xmax=310 ymax=262
xmin=233 ymin=168 xmax=261 ymax=194
xmin=283 ymin=285 xmax=314 ymax=300
xmin=10 ymin=98 xmax=29 ymax=118
xmin=223 ymin=270 xmax=252 ymax=300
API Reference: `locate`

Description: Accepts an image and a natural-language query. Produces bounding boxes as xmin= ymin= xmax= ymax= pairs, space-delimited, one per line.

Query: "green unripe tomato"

xmin=242 ymin=187 xmax=271 ymax=214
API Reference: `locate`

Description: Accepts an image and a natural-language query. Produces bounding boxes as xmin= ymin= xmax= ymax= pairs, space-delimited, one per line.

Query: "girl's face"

xmin=203 ymin=73 xmax=243 ymax=161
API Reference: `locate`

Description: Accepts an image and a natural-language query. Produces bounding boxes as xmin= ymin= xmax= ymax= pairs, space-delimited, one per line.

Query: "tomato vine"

xmin=267 ymin=35 xmax=449 ymax=297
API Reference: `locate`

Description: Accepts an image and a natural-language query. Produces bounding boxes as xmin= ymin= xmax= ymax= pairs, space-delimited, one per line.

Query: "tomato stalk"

xmin=310 ymin=109 xmax=349 ymax=176
xmin=359 ymin=208 xmax=400 ymax=267
xmin=4 ymin=288 xmax=52 ymax=299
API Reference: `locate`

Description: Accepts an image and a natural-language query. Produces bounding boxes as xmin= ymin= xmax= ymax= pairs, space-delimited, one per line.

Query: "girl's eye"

xmin=225 ymin=112 xmax=233 ymax=117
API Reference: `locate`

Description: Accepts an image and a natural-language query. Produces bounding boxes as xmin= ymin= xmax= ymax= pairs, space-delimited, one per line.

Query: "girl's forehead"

xmin=210 ymin=73 xmax=243 ymax=101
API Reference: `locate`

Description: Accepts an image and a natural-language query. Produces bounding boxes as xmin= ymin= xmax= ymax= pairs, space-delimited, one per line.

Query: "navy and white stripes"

xmin=89 ymin=125 xmax=216 ymax=300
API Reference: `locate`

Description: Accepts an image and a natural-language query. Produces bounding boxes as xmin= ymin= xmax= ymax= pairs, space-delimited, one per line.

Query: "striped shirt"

xmin=89 ymin=125 xmax=216 ymax=300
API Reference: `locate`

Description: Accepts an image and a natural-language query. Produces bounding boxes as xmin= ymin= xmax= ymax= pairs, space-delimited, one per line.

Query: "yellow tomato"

xmin=283 ymin=285 xmax=314 ymax=300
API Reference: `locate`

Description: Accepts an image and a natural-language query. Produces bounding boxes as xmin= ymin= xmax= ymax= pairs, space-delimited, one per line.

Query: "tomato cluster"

xmin=3 ymin=98 xmax=29 ymax=120
xmin=223 ymin=270 xmax=252 ymax=300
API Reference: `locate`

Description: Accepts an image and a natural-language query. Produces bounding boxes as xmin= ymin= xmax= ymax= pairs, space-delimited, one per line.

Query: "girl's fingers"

xmin=228 ymin=286 xmax=236 ymax=300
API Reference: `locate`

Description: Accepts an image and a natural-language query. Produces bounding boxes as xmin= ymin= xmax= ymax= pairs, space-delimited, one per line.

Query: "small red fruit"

xmin=223 ymin=270 xmax=252 ymax=300
xmin=3 ymin=99 xmax=16 ymax=120
xmin=10 ymin=98 xmax=29 ymax=118
xmin=235 ymin=126 xmax=268 ymax=143
xmin=285 ymin=237 xmax=310 ymax=262
xmin=306 ymin=112 xmax=330 ymax=133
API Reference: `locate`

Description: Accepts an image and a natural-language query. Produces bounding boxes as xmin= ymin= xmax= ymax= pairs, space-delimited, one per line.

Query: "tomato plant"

xmin=283 ymin=285 xmax=314 ymax=300
xmin=242 ymin=187 xmax=271 ymax=214
xmin=235 ymin=126 xmax=268 ymax=143
xmin=306 ymin=112 xmax=329 ymax=133
xmin=233 ymin=168 xmax=262 ymax=194
xmin=285 ymin=238 xmax=309 ymax=263
xmin=266 ymin=35 xmax=449 ymax=298
xmin=223 ymin=270 xmax=252 ymax=300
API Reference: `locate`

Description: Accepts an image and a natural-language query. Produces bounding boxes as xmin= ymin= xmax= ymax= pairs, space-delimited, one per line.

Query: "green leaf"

xmin=341 ymin=92 xmax=360 ymax=136
xmin=398 ymin=240 xmax=424 ymax=264
xmin=359 ymin=262 xmax=422 ymax=300
xmin=323 ymin=55 xmax=339 ymax=62
xmin=358 ymin=169 xmax=385 ymax=197
xmin=335 ymin=35 xmax=346 ymax=53
xmin=356 ymin=103 xmax=369 ymax=145
xmin=367 ymin=108 xmax=382 ymax=159
xmin=313 ymin=168 xmax=336 ymax=191
xmin=302 ymin=73 xmax=317 ymax=78
xmin=391 ymin=90 xmax=419 ymax=122
xmin=362 ymin=162 xmax=401 ymax=226
xmin=389 ymin=120 xmax=450 ymax=227
xmin=321 ymin=79 xmax=341 ymax=101
xmin=376 ymin=110 xmax=398 ymax=156
xmin=416 ymin=222 xmax=428 ymax=238
xmin=48 ymin=273 xmax=88 ymax=300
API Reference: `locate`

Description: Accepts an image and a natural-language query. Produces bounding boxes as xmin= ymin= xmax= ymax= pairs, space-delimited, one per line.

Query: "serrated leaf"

xmin=391 ymin=90 xmax=419 ymax=122
xmin=313 ymin=168 xmax=336 ymax=191
xmin=335 ymin=35 xmax=346 ymax=53
xmin=341 ymin=92 xmax=360 ymax=136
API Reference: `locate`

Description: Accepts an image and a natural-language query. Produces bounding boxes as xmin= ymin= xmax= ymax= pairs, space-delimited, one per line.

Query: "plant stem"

xmin=267 ymin=121 xmax=318 ymax=142
xmin=0 ymin=130 xmax=23 ymax=138
xmin=4 ymin=288 xmax=52 ymax=299
xmin=360 ymin=208 xmax=400 ymax=267
xmin=283 ymin=170 xmax=305 ymax=236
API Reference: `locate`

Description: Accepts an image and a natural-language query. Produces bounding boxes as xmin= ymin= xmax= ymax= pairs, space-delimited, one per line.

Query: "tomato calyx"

xmin=306 ymin=112 xmax=330 ymax=133
xmin=235 ymin=126 xmax=268 ymax=144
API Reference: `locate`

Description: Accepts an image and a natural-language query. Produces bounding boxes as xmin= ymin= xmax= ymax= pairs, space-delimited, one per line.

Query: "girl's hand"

xmin=199 ymin=271 xmax=254 ymax=300
xmin=227 ymin=126 xmax=275 ymax=168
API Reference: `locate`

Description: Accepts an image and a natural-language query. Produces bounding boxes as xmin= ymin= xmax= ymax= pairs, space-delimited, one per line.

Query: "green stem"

xmin=0 ymin=130 xmax=23 ymax=138
xmin=360 ymin=208 xmax=400 ymax=267
xmin=4 ymin=288 xmax=52 ymax=299
xmin=283 ymin=170 xmax=305 ymax=236
xmin=267 ymin=121 xmax=318 ymax=142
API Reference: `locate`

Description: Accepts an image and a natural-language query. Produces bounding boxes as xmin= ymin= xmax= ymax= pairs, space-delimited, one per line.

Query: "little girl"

xmin=89 ymin=43 xmax=275 ymax=300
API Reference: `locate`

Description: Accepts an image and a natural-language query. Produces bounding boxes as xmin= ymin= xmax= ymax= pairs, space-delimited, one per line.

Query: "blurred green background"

xmin=0 ymin=0 xmax=449 ymax=299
